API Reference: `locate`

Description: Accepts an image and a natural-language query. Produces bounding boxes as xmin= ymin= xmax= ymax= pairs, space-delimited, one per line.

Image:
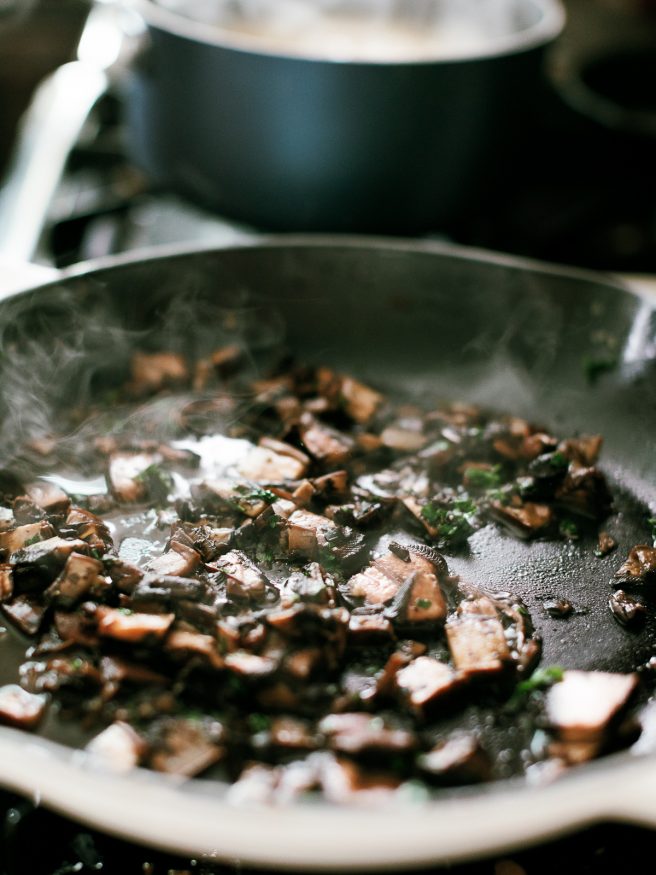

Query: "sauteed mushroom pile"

xmin=0 ymin=347 xmax=651 ymax=803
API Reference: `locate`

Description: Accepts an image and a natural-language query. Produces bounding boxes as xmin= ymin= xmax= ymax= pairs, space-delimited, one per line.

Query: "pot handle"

xmin=0 ymin=1 xmax=144 ymax=294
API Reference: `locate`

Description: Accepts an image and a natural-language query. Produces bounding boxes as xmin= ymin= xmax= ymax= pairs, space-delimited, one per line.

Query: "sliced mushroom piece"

xmin=26 ymin=481 xmax=70 ymax=515
xmin=9 ymin=536 xmax=89 ymax=583
xmin=127 ymin=351 xmax=188 ymax=397
xmin=596 ymin=531 xmax=617 ymax=558
xmin=86 ymin=721 xmax=147 ymax=772
xmin=96 ymin=607 xmax=174 ymax=643
xmin=147 ymin=541 xmax=200 ymax=578
xmin=614 ymin=545 xmax=656 ymax=585
xmin=224 ymin=651 xmax=278 ymax=678
xmin=319 ymin=713 xmax=415 ymax=756
xmin=558 ymin=435 xmax=603 ymax=466
xmin=338 ymin=376 xmax=383 ymax=424
xmin=0 ymin=521 xmax=55 ymax=557
xmin=102 ymin=557 xmax=144 ymax=593
xmin=488 ymin=500 xmax=553 ymax=540
xmin=215 ymin=550 xmax=269 ymax=600
xmin=0 ymin=507 xmax=15 ymax=533
xmin=149 ymin=717 xmax=224 ymax=777
xmin=348 ymin=550 xmax=446 ymax=625
xmin=44 ymin=552 xmax=105 ymax=607
xmin=131 ymin=573 xmax=209 ymax=610
xmin=445 ymin=598 xmax=511 ymax=677
xmin=107 ymin=452 xmax=161 ymax=503
xmin=2 ymin=595 xmax=46 ymax=636
xmin=286 ymin=510 xmax=336 ymax=559
xmin=269 ymin=717 xmax=318 ymax=751
xmin=380 ymin=425 xmax=427 ymax=452
xmin=299 ymin=414 xmax=355 ymax=467
xmin=554 ymin=464 xmax=612 ymax=520
xmin=0 ymin=684 xmax=47 ymax=730
xmin=418 ymin=734 xmax=492 ymax=784
xmin=64 ymin=507 xmax=113 ymax=553
xmin=608 ymin=590 xmax=647 ymax=627
xmin=237 ymin=447 xmax=308 ymax=483
xmin=396 ymin=656 xmax=463 ymax=717
xmin=348 ymin=613 xmax=395 ymax=644
xmin=0 ymin=564 xmax=13 ymax=601
xmin=193 ymin=478 xmax=273 ymax=519
xmin=54 ymin=610 xmax=98 ymax=647
xmin=165 ymin=629 xmax=224 ymax=669
xmin=546 ymin=670 xmax=638 ymax=744
xmin=319 ymin=754 xmax=401 ymax=805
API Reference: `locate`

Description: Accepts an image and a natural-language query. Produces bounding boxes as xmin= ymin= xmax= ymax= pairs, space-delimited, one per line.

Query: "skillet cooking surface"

xmin=0 ymin=238 xmax=654 ymax=865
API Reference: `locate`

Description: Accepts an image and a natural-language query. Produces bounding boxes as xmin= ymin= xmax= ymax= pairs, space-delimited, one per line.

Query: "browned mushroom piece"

xmin=148 ymin=717 xmax=224 ymax=777
xmin=319 ymin=712 xmax=415 ymax=756
xmin=215 ymin=550 xmax=269 ymax=600
xmin=348 ymin=550 xmax=446 ymax=626
xmin=338 ymin=376 xmax=383 ymax=424
xmin=165 ymin=629 xmax=224 ymax=669
xmin=557 ymin=435 xmax=603 ymax=466
xmin=615 ymin=545 xmax=656 ymax=585
xmin=108 ymin=452 xmax=161 ymax=503
xmin=396 ymin=656 xmax=464 ymax=717
xmin=26 ymin=481 xmax=70 ymax=515
xmin=380 ymin=425 xmax=427 ymax=452
xmin=86 ymin=721 xmax=147 ymax=772
xmin=127 ymin=351 xmax=189 ymax=397
xmin=147 ymin=541 xmax=201 ymax=578
xmin=65 ymin=507 xmax=113 ymax=553
xmin=418 ymin=733 xmax=492 ymax=784
xmin=554 ymin=463 xmax=612 ymax=520
xmin=0 ymin=684 xmax=48 ymax=730
xmin=596 ymin=531 xmax=617 ymax=557
xmin=224 ymin=651 xmax=278 ymax=678
xmin=0 ymin=565 xmax=13 ymax=602
xmin=0 ymin=521 xmax=55 ymax=557
xmin=96 ymin=607 xmax=174 ymax=643
xmin=194 ymin=345 xmax=244 ymax=389
xmin=0 ymin=508 xmax=15 ymax=533
xmin=488 ymin=500 xmax=553 ymax=540
xmin=319 ymin=754 xmax=401 ymax=804
xmin=54 ymin=610 xmax=99 ymax=647
xmin=347 ymin=613 xmax=395 ymax=644
xmin=545 ymin=670 xmax=638 ymax=763
xmin=445 ymin=597 xmax=511 ymax=677
xmin=237 ymin=446 xmax=308 ymax=483
xmin=269 ymin=717 xmax=318 ymax=751
xmin=44 ymin=552 xmax=105 ymax=607
xmin=311 ymin=470 xmax=349 ymax=498
xmin=608 ymin=590 xmax=647 ymax=627
xmin=102 ymin=557 xmax=144 ymax=593
xmin=286 ymin=510 xmax=337 ymax=559
xmin=9 ymin=536 xmax=90 ymax=580
xmin=298 ymin=413 xmax=355 ymax=467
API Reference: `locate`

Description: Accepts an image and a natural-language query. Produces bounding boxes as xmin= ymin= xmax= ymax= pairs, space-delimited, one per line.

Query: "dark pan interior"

xmin=0 ymin=238 xmax=654 ymax=769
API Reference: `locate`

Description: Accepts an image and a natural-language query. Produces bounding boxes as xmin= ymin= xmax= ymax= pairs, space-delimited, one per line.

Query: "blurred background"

xmin=0 ymin=0 xmax=654 ymax=272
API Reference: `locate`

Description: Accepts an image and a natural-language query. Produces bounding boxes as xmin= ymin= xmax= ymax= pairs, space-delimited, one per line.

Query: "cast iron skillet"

xmin=0 ymin=236 xmax=655 ymax=869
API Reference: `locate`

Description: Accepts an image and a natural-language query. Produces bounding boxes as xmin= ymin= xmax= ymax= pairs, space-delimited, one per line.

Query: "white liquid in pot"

xmin=155 ymin=0 xmax=520 ymax=61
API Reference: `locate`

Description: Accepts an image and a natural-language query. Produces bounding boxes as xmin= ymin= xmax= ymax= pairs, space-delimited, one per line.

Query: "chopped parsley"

xmin=415 ymin=598 xmax=432 ymax=610
xmin=248 ymin=713 xmax=271 ymax=733
xmin=559 ymin=518 xmax=579 ymax=540
xmin=464 ymin=465 xmax=502 ymax=490
xmin=509 ymin=665 xmax=564 ymax=707
xmin=421 ymin=499 xmax=476 ymax=548
xmin=22 ymin=535 xmax=41 ymax=547
xmin=237 ymin=485 xmax=276 ymax=505
xmin=648 ymin=516 xmax=656 ymax=545
xmin=548 ymin=452 xmax=568 ymax=470
xmin=582 ymin=354 xmax=619 ymax=385
xmin=136 ymin=464 xmax=174 ymax=506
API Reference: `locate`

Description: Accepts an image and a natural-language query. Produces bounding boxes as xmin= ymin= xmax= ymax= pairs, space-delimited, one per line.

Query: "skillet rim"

xmin=0 ymin=234 xmax=653 ymax=868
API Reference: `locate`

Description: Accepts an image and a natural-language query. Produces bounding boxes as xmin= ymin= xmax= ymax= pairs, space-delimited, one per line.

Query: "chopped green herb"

xmin=559 ymin=518 xmax=579 ymax=540
xmin=548 ymin=452 xmax=568 ymax=470
xmin=117 ymin=607 xmax=134 ymax=616
xmin=248 ymin=713 xmax=271 ymax=733
xmin=420 ymin=500 xmax=475 ymax=548
xmin=22 ymin=535 xmax=41 ymax=547
xmin=453 ymin=498 xmax=476 ymax=514
xmin=71 ymin=657 xmax=84 ymax=671
xmin=237 ymin=485 xmax=276 ymax=505
xmin=648 ymin=516 xmax=656 ymax=545
xmin=509 ymin=665 xmax=564 ymax=707
xmin=415 ymin=598 xmax=432 ymax=609
xmin=136 ymin=464 xmax=174 ymax=506
xmin=90 ymin=548 xmax=102 ymax=560
xmin=464 ymin=465 xmax=502 ymax=490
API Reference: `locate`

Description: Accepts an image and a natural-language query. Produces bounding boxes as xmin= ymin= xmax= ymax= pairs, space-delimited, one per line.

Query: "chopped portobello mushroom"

xmin=608 ymin=590 xmax=647 ymax=627
xmin=396 ymin=656 xmax=463 ymax=717
xmin=0 ymin=347 xmax=638 ymax=799
xmin=86 ymin=721 xmax=146 ymax=772
xmin=545 ymin=670 xmax=638 ymax=761
xmin=445 ymin=598 xmax=511 ymax=677
xmin=0 ymin=684 xmax=47 ymax=730
xmin=96 ymin=607 xmax=174 ymax=643
xmin=418 ymin=733 xmax=492 ymax=784
xmin=614 ymin=545 xmax=656 ymax=585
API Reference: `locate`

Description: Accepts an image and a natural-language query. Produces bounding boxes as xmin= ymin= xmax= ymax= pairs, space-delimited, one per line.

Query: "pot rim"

xmin=129 ymin=0 xmax=566 ymax=65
